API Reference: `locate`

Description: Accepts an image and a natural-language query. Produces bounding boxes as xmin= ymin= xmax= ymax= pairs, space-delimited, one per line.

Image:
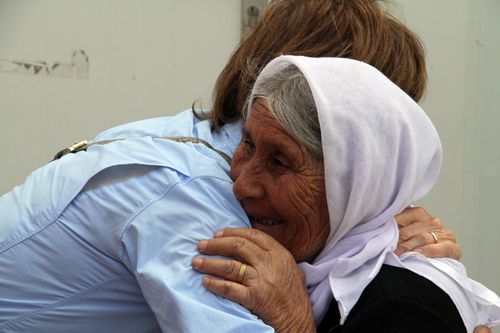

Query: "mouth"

xmin=250 ymin=216 xmax=283 ymax=226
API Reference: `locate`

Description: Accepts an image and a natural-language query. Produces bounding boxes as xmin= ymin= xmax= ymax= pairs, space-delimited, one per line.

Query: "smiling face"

xmin=231 ymin=100 xmax=330 ymax=263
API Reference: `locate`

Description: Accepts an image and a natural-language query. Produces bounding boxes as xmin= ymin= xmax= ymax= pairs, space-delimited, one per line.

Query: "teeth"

xmin=252 ymin=216 xmax=281 ymax=226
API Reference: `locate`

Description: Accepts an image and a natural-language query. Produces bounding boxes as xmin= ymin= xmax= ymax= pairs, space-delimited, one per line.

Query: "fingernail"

xmin=214 ymin=230 xmax=223 ymax=238
xmin=197 ymin=240 xmax=207 ymax=251
xmin=202 ymin=276 xmax=210 ymax=286
xmin=192 ymin=257 xmax=202 ymax=269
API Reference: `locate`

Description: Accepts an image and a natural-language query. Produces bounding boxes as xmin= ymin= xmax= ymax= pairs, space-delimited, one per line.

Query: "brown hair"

xmin=205 ymin=0 xmax=427 ymax=129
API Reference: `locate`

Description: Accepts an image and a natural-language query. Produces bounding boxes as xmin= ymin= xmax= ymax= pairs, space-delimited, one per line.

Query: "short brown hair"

xmin=207 ymin=0 xmax=427 ymax=129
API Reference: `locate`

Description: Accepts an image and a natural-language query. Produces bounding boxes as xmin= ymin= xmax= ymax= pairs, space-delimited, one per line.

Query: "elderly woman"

xmin=194 ymin=56 xmax=500 ymax=332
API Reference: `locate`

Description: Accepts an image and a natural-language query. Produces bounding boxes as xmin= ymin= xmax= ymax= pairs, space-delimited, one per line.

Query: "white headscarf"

xmin=252 ymin=55 xmax=500 ymax=331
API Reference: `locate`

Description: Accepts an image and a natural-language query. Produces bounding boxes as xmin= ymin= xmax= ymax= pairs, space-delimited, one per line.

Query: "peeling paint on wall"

xmin=0 ymin=49 xmax=89 ymax=80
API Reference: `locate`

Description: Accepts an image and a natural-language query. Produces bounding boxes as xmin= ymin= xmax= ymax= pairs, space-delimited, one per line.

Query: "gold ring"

xmin=237 ymin=263 xmax=247 ymax=282
xmin=429 ymin=231 xmax=438 ymax=244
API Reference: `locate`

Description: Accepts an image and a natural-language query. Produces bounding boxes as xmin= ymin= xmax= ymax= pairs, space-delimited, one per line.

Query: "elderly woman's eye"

xmin=272 ymin=156 xmax=291 ymax=169
xmin=242 ymin=137 xmax=255 ymax=153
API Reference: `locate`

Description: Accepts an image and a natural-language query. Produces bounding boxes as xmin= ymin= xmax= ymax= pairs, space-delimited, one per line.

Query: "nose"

xmin=232 ymin=162 xmax=265 ymax=201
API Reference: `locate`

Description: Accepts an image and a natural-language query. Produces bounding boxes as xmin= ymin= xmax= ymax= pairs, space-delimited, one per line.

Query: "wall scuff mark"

xmin=0 ymin=49 xmax=89 ymax=80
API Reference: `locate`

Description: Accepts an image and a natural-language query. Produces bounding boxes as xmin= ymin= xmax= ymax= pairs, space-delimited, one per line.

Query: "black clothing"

xmin=317 ymin=265 xmax=466 ymax=333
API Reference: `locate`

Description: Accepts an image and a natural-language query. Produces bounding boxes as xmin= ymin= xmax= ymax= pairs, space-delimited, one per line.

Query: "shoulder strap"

xmin=52 ymin=137 xmax=232 ymax=165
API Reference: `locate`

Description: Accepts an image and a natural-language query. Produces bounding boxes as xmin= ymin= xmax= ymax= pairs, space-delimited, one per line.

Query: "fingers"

xmin=395 ymin=206 xmax=461 ymax=260
xmin=194 ymin=230 xmax=315 ymax=331
xmin=473 ymin=325 xmax=492 ymax=333
xmin=202 ymin=276 xmax=254 ymax=311
xmin=396 ymin=239 xmax=462 ymax=260
xmin=192 ymin=257 xmax=255 ymax=285
xmin=215 ymin=227 xmax=282 ymax=250
xmin=398 ymin=217 xmax=443 ymax=242
xmin=197 ymin=236 xmax=265 ymax=266
xmin=395 ymin=231 xmax=433 ymax=256
xmin=395 ymin=206 xmax=432 ymax=227
xmin=413 ymin=241 xmax=462 ymax=260
xmin=398 ymin=229 xmax=438 ymax=252
xmin=396 ymin=228 xmax=460 ymax=257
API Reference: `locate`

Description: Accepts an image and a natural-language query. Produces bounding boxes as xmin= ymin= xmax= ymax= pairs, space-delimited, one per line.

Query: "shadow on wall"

xmin=0 ymin=49 xmax=89 ymax=80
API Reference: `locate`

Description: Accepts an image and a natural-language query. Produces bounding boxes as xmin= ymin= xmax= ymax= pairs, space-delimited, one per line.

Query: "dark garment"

xmin=317 ymin=265 xmax=466 ymax=333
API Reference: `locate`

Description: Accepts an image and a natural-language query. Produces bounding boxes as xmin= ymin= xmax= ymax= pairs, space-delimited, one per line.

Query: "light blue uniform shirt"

xmin=0 ymin=110 xmax=273 ymax=332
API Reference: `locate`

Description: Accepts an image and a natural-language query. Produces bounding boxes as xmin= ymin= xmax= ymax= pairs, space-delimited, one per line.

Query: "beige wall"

xmin=0 ymin=0 xmax=240 ymax=193
xmin=390 ymin=0 xmax=500 ymax=297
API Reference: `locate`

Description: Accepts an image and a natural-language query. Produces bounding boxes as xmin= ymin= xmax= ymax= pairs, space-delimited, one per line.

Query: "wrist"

xmin=276 ymin=300 xmax=316 ymax=333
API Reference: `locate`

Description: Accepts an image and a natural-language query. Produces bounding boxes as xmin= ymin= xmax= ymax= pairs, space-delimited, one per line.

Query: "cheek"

xmin=278 ymin=175 xmax=325 ymax=220
xmin=276 ymin=175 xmax=329 ymax=261
xmin=230 ymin=147 xmax=246 ymax=181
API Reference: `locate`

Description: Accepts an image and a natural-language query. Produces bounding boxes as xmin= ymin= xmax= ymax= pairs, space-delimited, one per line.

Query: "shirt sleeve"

xmin=119 ymin=175 xmax=274 ymax=333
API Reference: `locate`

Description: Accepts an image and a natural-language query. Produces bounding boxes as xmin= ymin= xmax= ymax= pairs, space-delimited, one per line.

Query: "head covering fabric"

xmin=251 ymin=55 xmax=500 ymax=331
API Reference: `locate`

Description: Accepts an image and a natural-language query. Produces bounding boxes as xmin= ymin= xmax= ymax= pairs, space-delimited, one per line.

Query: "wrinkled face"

xmin=231 ymin=100 xmax=330 ymax=263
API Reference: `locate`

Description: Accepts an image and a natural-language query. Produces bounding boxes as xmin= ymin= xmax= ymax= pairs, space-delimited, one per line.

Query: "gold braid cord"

xmin=52 ymin=137 xmax=231 ymax=164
